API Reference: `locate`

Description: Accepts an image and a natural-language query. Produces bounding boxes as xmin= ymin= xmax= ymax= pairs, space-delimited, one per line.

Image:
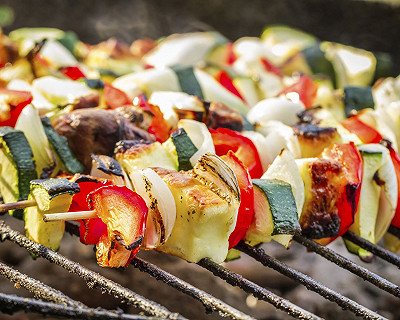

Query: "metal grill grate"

xmin=0 ymin=217 xmax=399 ymax=320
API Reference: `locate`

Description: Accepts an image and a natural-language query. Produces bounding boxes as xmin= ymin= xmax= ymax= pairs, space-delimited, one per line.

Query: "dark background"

xmin=1 ymin=0 xmax=400 ymax=61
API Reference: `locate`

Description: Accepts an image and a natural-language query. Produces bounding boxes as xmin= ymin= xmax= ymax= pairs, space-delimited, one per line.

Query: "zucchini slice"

xmin=345 ymin=144 xmax=397 ymax=260
xmin=171 ymin=65 xmax=204 ymax=99
xmin=0 ymin=127 xmax=37 ymax=219
xmin=343 ymin=86 xmax=374 ymax=117
xmin=170 ymin=128 xmax=198 ymax=171
xmin=245 ymin=178 xmax=300 ymax=244
xmin=24 ymin=178 xmax=79 ymax=251
xmin=41 ymin=117 xmax=84 ymax=175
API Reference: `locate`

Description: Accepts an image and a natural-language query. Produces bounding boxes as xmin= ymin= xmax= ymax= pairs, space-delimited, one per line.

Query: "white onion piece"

xmin=358 ymin=108 xmax=400 ymax=152
xmin=15 ymin=104 xmax=54 ymax=177
xmin=241 ymin=130 xmax=270 ymax=173
xmin=262 ymin=148 xmax=305 ymax=217
xmin=177 ymin=119 xmax=215 ymax=166
xmin=129 ymin=168 xmax=176 ymax=249
xmin=40 ymin=39 xmax=78 ymax=68
xmin=149 ymin=91 xmax=203 ymax=130
xmin=192 ymin=153 xmax=240 ymax=205
xmin=247 ymin=97 xmax=304 ymax=126
xmin=143 ymin=32 xmax=221 ymax=68
xmin=257 ymin=120 xmax=301 ymax=166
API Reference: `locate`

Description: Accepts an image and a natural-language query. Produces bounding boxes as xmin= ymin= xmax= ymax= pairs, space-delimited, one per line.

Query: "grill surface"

xmin=1 ymin=212 xmax=399 ymax=320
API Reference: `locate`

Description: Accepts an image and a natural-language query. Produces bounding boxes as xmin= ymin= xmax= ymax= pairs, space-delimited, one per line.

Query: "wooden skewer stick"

xmin=0 ymin=199 xmax=37 ymax=212
xmin=43 ymin=210 xmax=97 ymax=222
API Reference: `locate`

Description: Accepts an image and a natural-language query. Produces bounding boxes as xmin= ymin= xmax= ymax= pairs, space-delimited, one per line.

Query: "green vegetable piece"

xmin=25 ymin=178 xmax=79 ymax=251
xmin=171 ymin=128 xmax=198 ymax=171
xmin=0 ymin=127 xmax=37 ymax=219
xmin=41 ymin=117 xmax=84 ymax=174
xmin=343 ymin=86 xmax=374 ymax=117
xmin=302 ymin=43 xmax=336 ymax=85
xmin=84 ymin=78 xmax=105 ymax=90
xmin=171 ymin=65 xmax=204 ymax=100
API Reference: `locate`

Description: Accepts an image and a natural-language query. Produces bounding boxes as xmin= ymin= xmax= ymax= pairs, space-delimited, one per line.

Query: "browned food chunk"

xmin=52 ymin=108 xmax=155 ymax=172
xmin=204 ymin=101 xmax=243 ymax=132
xmin=293 ymin=123 xmax=340 ymax=158
xmin=114 ymin=105 xmax=153 ymax=131
xmin=73 ymin=91 xmax=100 ymax=109
xmin=300 ymin=158 xmax=347 ymax=239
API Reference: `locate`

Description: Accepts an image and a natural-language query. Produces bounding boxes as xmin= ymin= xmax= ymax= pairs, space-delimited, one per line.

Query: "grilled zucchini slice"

xmin=245 ymin=178 xmax=300 ymax=244
xmin=25 ymin=178 xmax=79 ymax=250
xmin=0 ymin=127 xmax=37 ymax=219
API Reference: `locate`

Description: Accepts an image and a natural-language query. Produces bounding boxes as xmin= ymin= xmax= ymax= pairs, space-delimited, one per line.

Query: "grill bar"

xmin=131 ymin=257 xmax=255 ymax=320
xmin=0 ymin=220 xmax=184 ymax=320
xmin=0 ymin=261 xmax=84 ymax=308
xmin=235 ymin=241 xmax=386 ymax=320
xmin=293 ymin=234 xmax=400 ymax=298
xmin=0 ymin=292 xmax=162 ymax=320
xmin=197 ymin=258 xmax=322 ymax=320
xmin=70 ymin=221 xmax=253 ymax=319
xmin=342 ymin=231 xmax=400 ymax=268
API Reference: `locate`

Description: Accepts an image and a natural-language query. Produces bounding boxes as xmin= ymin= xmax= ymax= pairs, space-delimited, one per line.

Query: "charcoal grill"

xmin=0 ymin=1 xmax=400 ymax=319
xmin=0 ymin=210 xmax=399 ymax=320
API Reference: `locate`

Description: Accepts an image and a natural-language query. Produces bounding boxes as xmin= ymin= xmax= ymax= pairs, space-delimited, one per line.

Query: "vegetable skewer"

xmin=1 ymin=24 xmax=400 ymax=273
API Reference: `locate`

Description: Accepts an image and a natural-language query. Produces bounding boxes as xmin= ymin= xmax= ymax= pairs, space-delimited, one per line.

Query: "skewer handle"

xmin=43 ymin=210 xmax=97 ymax=222
xmin=0 ymin=199 xmax=37 ymax=212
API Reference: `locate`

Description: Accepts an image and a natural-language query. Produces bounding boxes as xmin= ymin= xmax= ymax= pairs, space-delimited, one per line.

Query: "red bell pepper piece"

xmin=213 ymin=70 xmax=245 ymax=102
xmin=133 ymin=94 xmax=170 ymax=143
xmin=226 ymin=42 xmax=237 ymax=65
xmin=260 ymin=57 xmax=282 ymax=77
xmin=210 ymin=128 xmax=263 ymax=179
xmin=0 ymin=89 xmax=33 ymax=127
xmin=88 ymin=185 xmax=148 ymax=268
xmin=103 ymin=83 xmax=132 ymax=109
xmin=221 ymin=151 xmax=254 ymax=249
xmin=60 ymin=66 xmax=86 ymax=80
xmin=340 ymin=116 xmax=383 ymax=144
xmin=69 ymin=176 xmax=111 ymax=245
xmin=318 ymin=142 xmax=363 ymax=244
xmin=278 ymin=75 xmax=318 ymax=109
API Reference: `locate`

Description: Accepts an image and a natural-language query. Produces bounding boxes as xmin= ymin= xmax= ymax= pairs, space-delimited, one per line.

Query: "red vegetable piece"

xmin=214 ymin=70 xmax=245 ymax=102
xmin=69 ymin=177 xmax=111 ymax=245
xmin=318 ymin=142 xmax=363 ymax=244
xmin=260 ymin=57 xmax=282 ymax=77
xmin=88 ymin=185 xmax=148 ymax=268
xmin=340 ymin=116 xmax=383 ymax=144
xmin=210 ymin=128 xmax=263 ymax=179
xmin=134 ymin=94 xmax=170 ymax=142
xmin=226 ymin=42 xmax=237 ymax=65
xmin=0 ymin=88 xmax=32 ymax=127
xmin=103 ymin=83 xmax=132 ymax=109
xmin=60 ymin=66 xmax=86 ymax=80
xmin=222 ymin=151 xmax=254 ymax=249
xmin=279 ymin=75 xmax=318 ymax=109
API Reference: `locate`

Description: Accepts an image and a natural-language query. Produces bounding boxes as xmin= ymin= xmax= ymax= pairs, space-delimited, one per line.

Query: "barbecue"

xmin=1 ymin=1 xmax=400 ymax=320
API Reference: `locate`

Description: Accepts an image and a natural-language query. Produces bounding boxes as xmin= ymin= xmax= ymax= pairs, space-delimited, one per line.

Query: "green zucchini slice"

xmin=0 ymin=127 xmax=37 ymax=219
